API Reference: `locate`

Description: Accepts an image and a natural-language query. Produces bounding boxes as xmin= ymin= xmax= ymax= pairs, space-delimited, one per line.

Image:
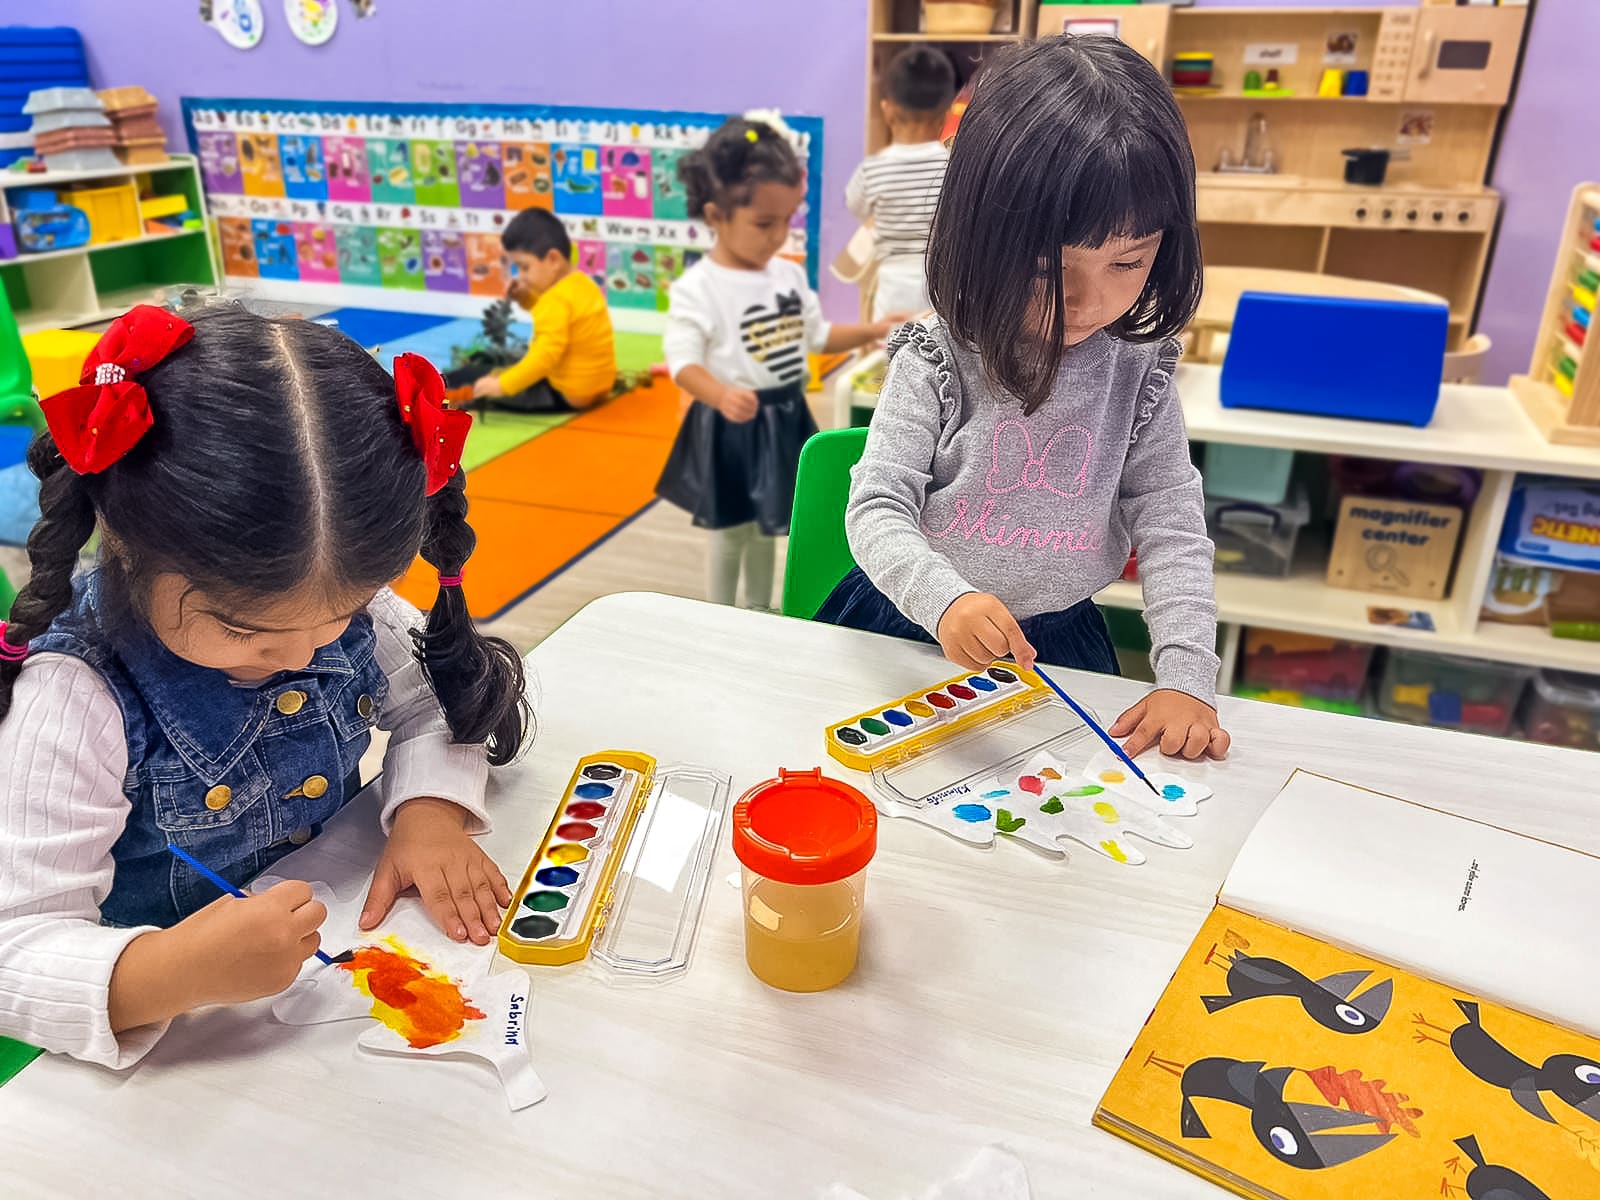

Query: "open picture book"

xmin=1095 ymin=771 xmax=1600 ymax=1200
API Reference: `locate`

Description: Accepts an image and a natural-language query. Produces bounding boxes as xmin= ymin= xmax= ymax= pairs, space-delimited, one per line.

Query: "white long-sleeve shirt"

xmin=0 ymin=588 xmax=490 ymax=1069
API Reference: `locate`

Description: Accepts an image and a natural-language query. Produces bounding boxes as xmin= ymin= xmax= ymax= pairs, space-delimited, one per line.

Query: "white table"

xmin=3 ymin=593 xmax=1598 ymax=1199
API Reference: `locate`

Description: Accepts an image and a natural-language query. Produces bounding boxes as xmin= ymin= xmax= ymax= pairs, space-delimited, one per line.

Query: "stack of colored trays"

xmin=99 ymin=87 xmax=167 ymax=166
xmin=23 ymin=87 xmax=118 ymax=172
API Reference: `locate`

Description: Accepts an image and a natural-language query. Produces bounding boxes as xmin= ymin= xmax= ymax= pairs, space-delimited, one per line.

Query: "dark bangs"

xmin=927 ymin=34 xmax=1202 ymax=411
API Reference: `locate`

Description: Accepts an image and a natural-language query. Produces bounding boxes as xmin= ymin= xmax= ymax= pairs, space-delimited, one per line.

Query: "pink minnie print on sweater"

xmin=924 ymin=420 xmax=1108 ymax=553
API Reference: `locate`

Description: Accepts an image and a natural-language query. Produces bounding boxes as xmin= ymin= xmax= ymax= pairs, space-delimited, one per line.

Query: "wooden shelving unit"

xmin=0 ymin=155 xmax=218 ymax=335
xmin=864 ymin=0 xmax=1039 ymax=155
xmin=1511 ymin=184 xmax=1600 ymax=446
xmin=860 ymin=4 xmax=1530 ymax=350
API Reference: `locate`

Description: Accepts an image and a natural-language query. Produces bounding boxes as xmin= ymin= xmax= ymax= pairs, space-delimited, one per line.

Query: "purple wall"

xmin=11 ymin=0 xmax=868 ymax=317
xmin=7 ymin=1 xmax=1587 ymax=381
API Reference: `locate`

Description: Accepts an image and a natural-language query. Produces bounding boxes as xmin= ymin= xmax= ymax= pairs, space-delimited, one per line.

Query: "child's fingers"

xmin=489 ymin=859 xmax=512 ymax=906
xmin=1180 ymin=722 xmax=1212 ymax=760
xmin=1158 ymin=722 xmax=1191 ymax=757
xmin=1207 ymin=727 xmax=1232 ymax=760
xmin=1120 ymin=716 xmax=1161 ymax=758
xmin=450 ymin=868 xmax=492 ymax=945
xmin=358 ymin=865 xmax=401 ymax=930
xmin=973 ymin=616 xmax=1013 ymax=662
xmin=419 ymin=866 xmax=469 ymax=942
xmin=1109 ymin=700 xmax=1146 ymax=737
xmin=987 ymin=606 xmax=1036 ymax=669
xmin=297 ymin=931 xmax=324 ymax=963
xmin=465 ymin=860 xmax=504 ymax=944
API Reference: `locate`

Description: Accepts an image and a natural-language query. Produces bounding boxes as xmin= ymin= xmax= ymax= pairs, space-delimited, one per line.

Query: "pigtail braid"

xmin=0 ymin=432 xmax=98 ymax=718
xmin=413 ymin=471 xmax=530 ymax=766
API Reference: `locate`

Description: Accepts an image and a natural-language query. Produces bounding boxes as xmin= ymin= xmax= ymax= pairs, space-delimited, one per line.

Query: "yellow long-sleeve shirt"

xmin=497 ymin=270 xmax=617 ymax=402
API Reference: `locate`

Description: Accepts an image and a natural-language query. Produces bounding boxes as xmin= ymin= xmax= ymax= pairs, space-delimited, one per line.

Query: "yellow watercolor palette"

xmin=497 ymin=751 xmax=731 ymax=979
xmin=825 ymin=663 xmax=1054 ymax=772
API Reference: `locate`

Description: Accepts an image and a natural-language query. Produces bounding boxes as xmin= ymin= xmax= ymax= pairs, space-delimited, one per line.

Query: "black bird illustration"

xmin=1179 ymin=1056 xmax=1396 ymax=1170
xmin=1452 ymin=1135 xmax=1553 ymax=1200
xmin=1201 ymin=954 xmax=1394 ymax=1034
xmin=1434 ymin=999 xmax=1600 ymax=1124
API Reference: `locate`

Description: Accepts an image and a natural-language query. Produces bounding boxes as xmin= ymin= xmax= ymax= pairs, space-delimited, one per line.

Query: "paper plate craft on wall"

xmin=285 ymin=0 xmax=338 ymax=45
xmin=204 ymin=0 xmax=266 ymax=49
xmin=267 ymin=880 xmax=545 ymax=1111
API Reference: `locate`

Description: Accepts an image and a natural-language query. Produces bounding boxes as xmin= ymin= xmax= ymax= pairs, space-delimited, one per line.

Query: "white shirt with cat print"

xmin=663 ymin=257 xmax=831 ymax=391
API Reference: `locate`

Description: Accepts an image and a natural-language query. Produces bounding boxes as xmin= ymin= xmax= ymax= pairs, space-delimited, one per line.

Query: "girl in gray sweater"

xmin=817 ymin=34 xmax=1229 ymax=762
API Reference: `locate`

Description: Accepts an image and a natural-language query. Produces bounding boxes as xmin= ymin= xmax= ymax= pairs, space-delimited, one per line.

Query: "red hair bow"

xmin=41 ymin=305 xmax=194 ymax=475
xmin=394 ymin=353 xmax=471 ymax=496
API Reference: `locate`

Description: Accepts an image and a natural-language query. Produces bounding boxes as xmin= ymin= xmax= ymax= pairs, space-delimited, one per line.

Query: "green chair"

xmin=0 ymin=565 xmax=14 ymax=618
xmin=782 ymin=427 xmax=868 ymax=620
xmin=0 ymin=1038 xmax=41 ymax=1087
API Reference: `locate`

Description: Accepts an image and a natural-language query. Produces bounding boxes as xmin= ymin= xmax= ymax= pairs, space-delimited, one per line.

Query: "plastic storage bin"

xmin=1521 ymin=670 xmax=1600 ymax=750
xmin=64 ymin=181 xmax=141 ymax=244
xmin=1240 ymin=629 xmax=1375 ymax=703
xmin=1202 ymin=443 xmax=1294 ymax=505
xmin=732 ymin=768 xmax=877 ymax=993
xmin=1207 ymin=486 xmax=1310 ymax=577
xmin=1378 ymin=648 xmax=1532 ymax=736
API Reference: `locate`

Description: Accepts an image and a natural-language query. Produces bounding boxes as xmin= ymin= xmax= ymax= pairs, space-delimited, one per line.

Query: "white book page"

xmin=1220 ymin=771 xmax=1600 ymax=1038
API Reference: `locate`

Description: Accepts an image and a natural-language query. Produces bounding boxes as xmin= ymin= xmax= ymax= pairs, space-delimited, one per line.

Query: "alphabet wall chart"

xmin=181 ymin=98 xmax=823 ymax=310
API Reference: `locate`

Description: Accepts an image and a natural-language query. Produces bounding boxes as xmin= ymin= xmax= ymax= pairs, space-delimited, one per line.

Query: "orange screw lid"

xmin=732 ymin=768 xmax=878 ymax=885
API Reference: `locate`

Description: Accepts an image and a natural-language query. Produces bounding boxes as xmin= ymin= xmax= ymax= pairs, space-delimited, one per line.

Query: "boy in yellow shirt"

xmin=472 ymin=209 xmax=617 ymax=411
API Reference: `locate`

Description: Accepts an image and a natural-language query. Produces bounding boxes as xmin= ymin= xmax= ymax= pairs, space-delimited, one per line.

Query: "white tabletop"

xmin=3 ymin=593 xmax=1598 ymax=1199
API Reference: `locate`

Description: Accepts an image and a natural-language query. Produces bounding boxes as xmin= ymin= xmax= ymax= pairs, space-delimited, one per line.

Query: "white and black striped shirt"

xmin=845 ymin=141 xmax=950 ymax=262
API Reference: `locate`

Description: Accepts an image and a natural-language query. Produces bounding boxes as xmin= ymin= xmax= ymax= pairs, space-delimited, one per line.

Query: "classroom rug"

xmin=393 ymin=373 xmax=682 ymax=620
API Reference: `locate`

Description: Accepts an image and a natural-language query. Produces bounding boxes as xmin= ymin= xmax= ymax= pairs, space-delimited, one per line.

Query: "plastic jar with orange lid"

xmin=731 ymin=769 xmax=878 ymax=993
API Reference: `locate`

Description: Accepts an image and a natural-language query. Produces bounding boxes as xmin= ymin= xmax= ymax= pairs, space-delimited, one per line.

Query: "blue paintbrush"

xmin=165 ymin=844 xmax=351 ymax=966
xmin=1030 ymin=664 xmax=1162 ymax=797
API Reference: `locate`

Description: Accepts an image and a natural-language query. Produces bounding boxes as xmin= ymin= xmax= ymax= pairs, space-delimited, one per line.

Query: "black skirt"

xmin=655 ymin=381 xmax=817 ymax=535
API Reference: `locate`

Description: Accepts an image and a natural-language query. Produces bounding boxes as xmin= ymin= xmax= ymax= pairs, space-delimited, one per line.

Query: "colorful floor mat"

xmin=393 ymin=375 xmax=682 ymax=619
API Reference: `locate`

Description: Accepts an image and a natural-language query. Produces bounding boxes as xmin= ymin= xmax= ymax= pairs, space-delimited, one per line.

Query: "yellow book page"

xmin=1095 ymin=905 xmax=1600 ymax=1200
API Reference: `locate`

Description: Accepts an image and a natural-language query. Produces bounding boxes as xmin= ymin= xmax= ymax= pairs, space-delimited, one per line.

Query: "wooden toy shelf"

xmin=0 ymin=154 xmax=218 ymax=335
xmin=859 ymin=4 xmax=1529 ymax=346
xmin=1510 ymin=184 xmax=1600 ymax=447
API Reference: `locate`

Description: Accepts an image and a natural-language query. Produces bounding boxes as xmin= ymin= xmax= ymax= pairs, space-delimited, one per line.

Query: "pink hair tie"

xmin=437 ymin=573 xmax=464 ymax=588
xmin=0 ymin=623 xmax=28 ymax=665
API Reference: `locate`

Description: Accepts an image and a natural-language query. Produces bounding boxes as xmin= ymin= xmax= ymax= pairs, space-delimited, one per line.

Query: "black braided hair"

xmin=0 ymin=433 xmax=97 ymax=718
xmin=678 ymin=118 xmax=803 ymax=220
xmin=0 ymin=302 xmax=530 ymax=760
xmin=415 ymin=470 xmax=530 ymax=766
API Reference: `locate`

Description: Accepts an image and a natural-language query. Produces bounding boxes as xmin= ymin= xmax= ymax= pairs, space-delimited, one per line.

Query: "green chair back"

xmin=782 ymin=427 xmax=868 ymax=620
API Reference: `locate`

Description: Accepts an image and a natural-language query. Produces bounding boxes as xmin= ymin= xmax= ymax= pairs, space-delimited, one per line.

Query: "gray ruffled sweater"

xmin=845 ymin=319 xmax=1220 ymax=705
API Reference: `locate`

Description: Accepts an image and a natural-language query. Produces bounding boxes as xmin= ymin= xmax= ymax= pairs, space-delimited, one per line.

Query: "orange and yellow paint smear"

xmin=339 ymin=938 xmax=485 ymax=1049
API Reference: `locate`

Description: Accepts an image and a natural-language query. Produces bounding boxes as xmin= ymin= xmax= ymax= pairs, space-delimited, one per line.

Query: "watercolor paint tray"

xmin=497 ymin=751 xmax=731 ymax=981
xmin=826 ymin=663 xmax=1059 ymax=773
xmin=827 ymin=665 xmax=1214 ymax=865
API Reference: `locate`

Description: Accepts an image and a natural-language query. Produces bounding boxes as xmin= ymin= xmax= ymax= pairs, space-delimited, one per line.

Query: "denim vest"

xmin=31 ymin=573 xmax=389 ymax=928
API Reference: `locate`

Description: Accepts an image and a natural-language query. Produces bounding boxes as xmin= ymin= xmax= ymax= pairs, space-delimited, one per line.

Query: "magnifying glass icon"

xmin=1365 ymin=544 xmax=1410 ymax=586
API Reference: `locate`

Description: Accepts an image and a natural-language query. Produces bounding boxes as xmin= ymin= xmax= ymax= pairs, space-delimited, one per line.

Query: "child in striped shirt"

xmin=846 ymin=46 xmax=957 ymax=320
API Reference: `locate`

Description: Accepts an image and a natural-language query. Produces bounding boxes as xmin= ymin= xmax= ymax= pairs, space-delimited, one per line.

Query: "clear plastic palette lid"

xmin=871 ymin=698 xmax=1093 ymax=811
xmin=591 ymin=765 xmax=731 ymax=983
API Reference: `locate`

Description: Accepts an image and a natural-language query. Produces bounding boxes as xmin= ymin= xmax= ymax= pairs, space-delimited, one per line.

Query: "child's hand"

xmin=936 ymin=592 xmax=1037 ymax=671
xmin=1110 ymin=689 xmax=1230 ymax=761
xmin=473 ymin=373 xmax=506 ymax=399
xmin=715 ymin=384 xmax=760 ymax=423
xmin=178 ymin=881 xmax=328 ymax=1005
xmin=361 ymin=797 xmax=511 ymax=945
